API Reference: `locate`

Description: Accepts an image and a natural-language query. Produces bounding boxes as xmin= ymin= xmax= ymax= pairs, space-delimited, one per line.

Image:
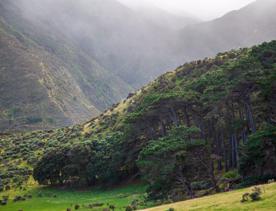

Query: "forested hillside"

xmin=1 ymin=0 xmax=276 ymax=132
xmin=1 ymin=41 xmax=275 ymax=201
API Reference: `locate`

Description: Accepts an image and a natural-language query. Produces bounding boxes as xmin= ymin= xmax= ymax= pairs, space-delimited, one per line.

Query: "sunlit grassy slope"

xmin=142 ymin=183 xmax=276 ymax=211
xmin=0 ymin=184 xmax=146 ymax=211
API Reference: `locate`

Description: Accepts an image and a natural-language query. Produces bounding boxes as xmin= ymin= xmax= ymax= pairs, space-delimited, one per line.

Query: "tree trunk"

xmin=169 ymin=107 xmax=179 ymax=126
xmin=244 ymin=99 xmax=256 ymax=133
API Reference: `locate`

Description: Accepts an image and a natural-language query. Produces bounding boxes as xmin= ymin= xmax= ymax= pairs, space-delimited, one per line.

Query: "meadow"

xmin=0 ymin=184 xmax=147 ymax=211
xmin=1 ymin=183 xmax=276 ymax=211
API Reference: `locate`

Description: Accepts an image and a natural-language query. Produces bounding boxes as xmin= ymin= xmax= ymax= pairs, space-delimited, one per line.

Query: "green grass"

xmin=1 ymin=183 xmax=276 ymax=211
xmin=0 ymin=184 xmax=147 ymax=211
xmin=142 ymin=183 xmax=276 ymax=211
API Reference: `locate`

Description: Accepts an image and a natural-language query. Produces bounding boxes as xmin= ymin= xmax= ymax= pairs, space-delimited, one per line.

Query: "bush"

xmin=249 ymin=192 xmax=261 ymax=201
xmin=191 ymin=181 xmax=212 ymax=190
xmin=240 ymin=193 xmax=250 ymax=203
xmin=125 ymin=205 xmax=133 ymax=211
xmin=2 ymin=196 xmax=9 ymax=201
xmin=236 ymin=174 xmax=275 ymax=188
xmin=241 ymin=186 xmax=262 ymax=203
xmin=0 ymin=200 xmax=7 ymax=205
xmin=109 ymin=205 xmax=115 ymax=211
xmin=268 ymin=179 xmax=275 ymax=184
xmin=223 ymin=170 xmax=240 ymax=180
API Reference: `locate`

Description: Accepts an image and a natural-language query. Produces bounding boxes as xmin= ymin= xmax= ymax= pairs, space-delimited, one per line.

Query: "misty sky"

xmin=118 ymin=0 xmax=256 ymax=20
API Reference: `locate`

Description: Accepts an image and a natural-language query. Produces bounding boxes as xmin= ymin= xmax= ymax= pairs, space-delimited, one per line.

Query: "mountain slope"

xmin=0 ymin=0 xmax=133 ymax=131
xmin=9 ymin=0 xmax=184 ymax=87
xmin=174 ymin=0 xmax=276 ymax=62
xmin=0 ymin=18 xmax=100 ymax=131
xmin=0 ymin=41 xmax=275 ymax=196
xmin=120 ymin=4 xmax=199 ymax=30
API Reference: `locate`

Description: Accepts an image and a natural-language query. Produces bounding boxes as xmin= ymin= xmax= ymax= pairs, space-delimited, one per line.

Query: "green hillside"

xmin=0 ymin=41 xmax=275 ymax=204
xmin=142 ymin=182 xmax=276 ymax=211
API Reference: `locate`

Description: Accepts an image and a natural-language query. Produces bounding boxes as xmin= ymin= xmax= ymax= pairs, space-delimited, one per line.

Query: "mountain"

xmin=0 ymin=16 xmax=100 ymax=131
xmin=120 ymin=4 xmax=199 ymax=30
xmin=1 ymin=41 xmax=275 ymax=199
xmin=173 ymin=0 xmax=276 ymax=62
xmin=0 ymin=0 xmax=197 ymax=131
xmin=0 ymin=0 xmax=135 ymax=131
xmin=1 ymin=0 xmax=276 ymax=132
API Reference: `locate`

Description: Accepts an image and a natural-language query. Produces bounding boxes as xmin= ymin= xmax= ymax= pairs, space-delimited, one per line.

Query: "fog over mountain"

xmin=0 ymin=0 xmax=275 ymax=131
xmin=118 ymin=0 xmax=255 ymax=20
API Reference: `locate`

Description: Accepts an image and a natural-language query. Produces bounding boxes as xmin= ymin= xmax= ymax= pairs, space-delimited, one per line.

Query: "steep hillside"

xmin=0 ymin=41 xmax=275 ymax=200
xmin=121 ymin=5 xmax=199 ymax=30
xmin=0 ymin=18 xmax=99 ymax=131
xmin=4 ymin=0 xmax=189 ymax=87
xmin=174 ymin=0 xmax=276 ymax=62
xmin=0 ymin=0 xmax=132 ymax=131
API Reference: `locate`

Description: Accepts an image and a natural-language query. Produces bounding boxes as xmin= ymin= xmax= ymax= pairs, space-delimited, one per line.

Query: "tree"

xmin=33 ymin=148 xmax=68 ymax=185
xmin=239 ymin=126 xmax=276 ymax=178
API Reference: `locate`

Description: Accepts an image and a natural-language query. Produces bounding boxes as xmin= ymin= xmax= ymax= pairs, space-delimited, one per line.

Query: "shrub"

xmin=252 ymin=186 xmax=262 ymax=194
xmin=74 ymin=204 xmax=80 ymax=210
xmin=268 ymin=179 xmax=275 ymax=184
xmin=109 ymin=205 xmax=115 ymax=211
xmin=191 ymin=181 xmax=212 ymax=190
xmin=237 ymin=174 xmax=275 ymax=188
xmin=223 ymin=170 xmax=240 ymax=180
xmin=92 ymin=203 xmax=104 ymax=207
xmin=240 ymin=193 xmax=250 ymax=203
xmin=2 ymin=196 xmax=9 ymax=201
xmin=249 ymin=192 xmax=261 ymax=201
xmin=241 ymin=186 xmax=262 ymax=203
xmin=0 ymin=200 xmax=7 ymax=205
xmin=13 ymin=195 xmax=25 ymax=202
xmin=125 ymin=205 xmax=133 ymax=211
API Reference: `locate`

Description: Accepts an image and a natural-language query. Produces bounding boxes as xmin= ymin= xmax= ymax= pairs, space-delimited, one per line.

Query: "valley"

xmin=1 ymin=40 xmax=276 ymax=210
xmin=0 ymin=0 xmax=276 ymax=210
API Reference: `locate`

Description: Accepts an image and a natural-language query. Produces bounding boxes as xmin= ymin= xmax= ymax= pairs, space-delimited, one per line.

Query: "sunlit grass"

xmin=0 ymin=184 xmax=146 ymax=211
xmin=142 ymin=183 xmax=276 ymax=211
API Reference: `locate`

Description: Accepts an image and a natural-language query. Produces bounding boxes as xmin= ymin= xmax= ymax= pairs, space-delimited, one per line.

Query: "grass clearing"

xmin=1 ymin=183 xmax=276 ymax=211
xmin=0 ymin=184 xmax=146 ymax=211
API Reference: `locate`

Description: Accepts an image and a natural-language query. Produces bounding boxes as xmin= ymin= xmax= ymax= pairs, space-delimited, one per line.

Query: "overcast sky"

xmin=118 ymin=0 xmax=256 ymax=20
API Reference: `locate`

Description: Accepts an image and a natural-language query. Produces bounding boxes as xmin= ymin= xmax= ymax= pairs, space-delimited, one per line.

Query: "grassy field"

xmin=1 ymin=183 xmax=276 ymax=211
xmin=142 ymin=183 xmax=276 ymax=211
xmin=0 ymin=184 xmax=147 ymax=211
